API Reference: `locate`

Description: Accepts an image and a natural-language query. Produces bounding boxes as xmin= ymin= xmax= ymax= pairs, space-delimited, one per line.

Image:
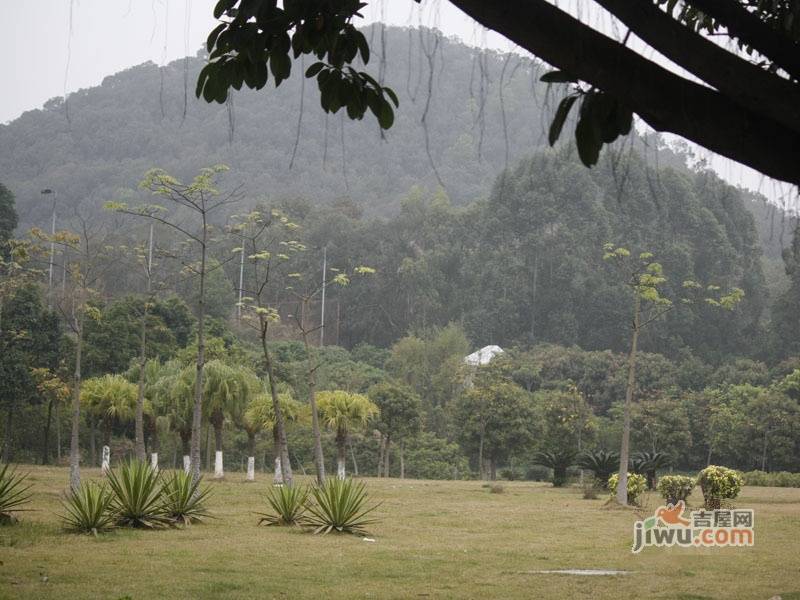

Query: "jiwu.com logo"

xmin=632 ymin=501 xmax=754 ymax=553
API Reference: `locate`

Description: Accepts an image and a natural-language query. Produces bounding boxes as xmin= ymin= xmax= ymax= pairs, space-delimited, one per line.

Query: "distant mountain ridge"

xmin=0 ymin=25 xmax=792 ymax=258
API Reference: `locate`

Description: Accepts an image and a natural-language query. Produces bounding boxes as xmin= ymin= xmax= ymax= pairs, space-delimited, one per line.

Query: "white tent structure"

xmin=464 ymin=345 xmax=504 ymax=366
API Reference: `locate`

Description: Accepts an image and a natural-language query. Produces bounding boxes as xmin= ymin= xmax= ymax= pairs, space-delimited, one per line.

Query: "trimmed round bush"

xmin=656 ymin=475 xmax=695 ymax=505
xmin=697 ymin=465 xmax=743 ymax=509
xmin=607 ymin=472 xmax=647 ymax=505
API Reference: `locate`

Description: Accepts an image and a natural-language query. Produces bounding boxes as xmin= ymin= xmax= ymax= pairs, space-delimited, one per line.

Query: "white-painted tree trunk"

xmin=101 ymin=445 xmax=110 ymax=474
xmin=337 ymin=458 xmax=346 ymax=480
xmin=183 ymin=455 xmax=191 ymax=473
xmin=214 ymin=450 xmax=224 ymax=479
xmin=273 ymin=456 xmax=284 ymax=485
xmin=246 ymin=456 xmax=255 ymax=481
xmin=150 ymin=452 xmax=158 ymax=472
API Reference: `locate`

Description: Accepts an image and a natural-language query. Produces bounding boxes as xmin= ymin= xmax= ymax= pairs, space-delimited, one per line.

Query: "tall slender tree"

xmin=603 ymin=244 xmax=743 ymax=504
xmin=107 ymin=165 xmax=240 ymax=482
xmin=231 ymin=207 xmax=303 ymax=486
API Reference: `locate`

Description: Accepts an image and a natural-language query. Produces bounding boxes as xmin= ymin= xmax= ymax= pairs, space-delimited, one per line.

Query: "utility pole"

xmin=319 ymin=246 xmax=327 ymax=347
xmin=237 ymin=235 xmax=245 ymax=322
xmin=40 ymin=189 xmax=56 ymax=308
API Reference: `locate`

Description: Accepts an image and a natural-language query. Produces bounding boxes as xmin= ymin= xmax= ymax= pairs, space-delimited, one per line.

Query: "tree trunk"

xmin=350 ymin=442 xmax=359 ymax=476
xmin=377 ymin=433 xmax=386 ymax=477
xmin=490 ymin=457 xmax=497 ymax=481
xmin=272 ymin=424 xmax=284 ymax=485
xmin=336 ymin=432 xmax=346 ymax=480
xmin=246 ymin=431 xmax=256 ymax=482
xmin=69 ymin=317 xmax=83 ymax=491
xmin=617 ymin=294 xmax=640 ymax=506
xmin=205 ymin=424 xmax=212 ymax=472
xmin=478 ymin=427 xmax=485 ymax=481
xmin=55 ymin=401 xmax=61 ymax=463
xmin=304 ymin=332 xmax=326 ymax=484
xmin=400 ymin=439 xmax=405 ymax=480
xmin=383 ymin=434 xmax=391 ymax=478
xmin=706 ymin=445 xmax=713 ymax=467
xmin=69 ymin=314 xmax=83 ymax=491
xmin=101 ymin=445 xmax=110 ymax=474
xmin=262 ymin=336 xmax=293 ymax=486
xmin=89 ymin=417 xmax=96 ymax=467
xmin=761 ymin=429 xmax=769 ymax=472
xmin=189 ymin=222 xmax=207 ymax=483
xmin=103 ymin=420 xmax=112 ymax=448
xmin=180 ymin=429 xmax=191 ymax=473
xmin=2 ymin=406 xmax=13 ymax=463
xmin=134 ymin=304 xmax=148 ymax=462
xmin=41 ymin=398 xmax=54 ymax=465
xmin=211 ymin=410 xmax=225 ymax=478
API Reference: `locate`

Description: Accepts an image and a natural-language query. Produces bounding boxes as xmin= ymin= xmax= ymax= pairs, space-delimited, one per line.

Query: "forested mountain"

xmin=294 ymin=150 xmax=775 ymax=361
xmin=2 ymin=26 xmax=556 ymax=229
xmin=1 ymin=25 xmax=793 ymax=240
xmin=1 ymin=26 xmax=796 ymax=363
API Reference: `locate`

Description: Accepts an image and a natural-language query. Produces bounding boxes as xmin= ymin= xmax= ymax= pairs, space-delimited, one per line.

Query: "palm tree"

xmin=534 ymin=449 xmax=577 ymax=487
xmin=632 ymin=451 xmax=672 ymax=490
xmin=126 ymin=359 xmax=170 ymax=469
xmin=241 ymin=387 xmax=303 ymax=483
xmin=202 ymin=361 xmax=254 ymax=479
xmin=577 ymin=449 xmax=620 ymax=486
xmin=81 ymin=374 xmax=137 ymax=470
xmin=317 ymin=391 xmax=379 ymax=479
xmin=150 ymin=361 xmax=194 ymax=472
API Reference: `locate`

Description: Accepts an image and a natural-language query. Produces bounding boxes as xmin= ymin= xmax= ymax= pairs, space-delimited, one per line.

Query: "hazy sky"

xmin=1 ymin=0 xmax=796 ymax=209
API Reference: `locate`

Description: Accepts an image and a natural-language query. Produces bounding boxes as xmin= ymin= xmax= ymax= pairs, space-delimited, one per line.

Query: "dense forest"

xmin=1 ymin=26 xmax=799 ymax=484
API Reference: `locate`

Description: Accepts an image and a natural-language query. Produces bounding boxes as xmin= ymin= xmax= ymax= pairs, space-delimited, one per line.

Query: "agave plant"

xmin=0 ymin=464 xmax=33 ymax=524
xmin=304 ymin=478 xmax=381 ymax=536
xmin=631 ymin=451 xmax=672 ymax=490
xmin=106 ymin=460 xmax=170 ymax=528
xmin=60 ymin=482 xmax=115 ymax=535
xmin=161 ymin=470 xmax=213 ymax=525
xmin=533 ymin=449 xmax=577 ymax=487
xmin=257 ymin=484 xmax=309 ymax=526
xmin=577 ymin=449 xmax=620 ymax=486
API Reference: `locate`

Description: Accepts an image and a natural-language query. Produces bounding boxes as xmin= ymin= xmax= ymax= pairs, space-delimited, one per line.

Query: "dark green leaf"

xmin=548 ymin=95 xmax=577 ymax=146
xmin=575 ymin=113 xmax=602 ymax=167
xmin=540 ymin=70 xmax=577 ymax=84
xmin=305 ymin=62 xmax=326 ymax=78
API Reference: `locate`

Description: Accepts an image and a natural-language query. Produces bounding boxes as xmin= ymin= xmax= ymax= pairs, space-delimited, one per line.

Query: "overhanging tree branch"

xmin=686 ymin=0 xmax=800 ymax=81
xmin=449 ymin=0 xmax=800 ymax=186
xmin=594 ymin=0 xmax=800 ymax=133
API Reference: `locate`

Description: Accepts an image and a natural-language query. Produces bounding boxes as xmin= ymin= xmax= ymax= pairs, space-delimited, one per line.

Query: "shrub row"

xmin=742 ymin=470 xmax=800 ymax=488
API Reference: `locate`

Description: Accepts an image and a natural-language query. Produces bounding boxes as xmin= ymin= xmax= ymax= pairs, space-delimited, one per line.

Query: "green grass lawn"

xmin=2 ymin=466 xmax=799 ymax=599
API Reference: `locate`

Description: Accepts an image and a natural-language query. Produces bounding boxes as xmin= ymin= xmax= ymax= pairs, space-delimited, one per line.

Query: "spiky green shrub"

xmin=60 ymin=482 xmax=115 ymax=535
xmin=107 ymin=460 xmax=170 ymax=528
xmin=631 ymin=451 xmax=672 ymax=490
xmin=577 ymin=449 xmax=619 ymax=485
xmin=656 ymin=475 xmax=695 ymax=505
xmin=0 ymin=464 xmax=32 ymax=524
xmin=697 ymin=465 xmax=743 ymax=509
xmin=534 ymin=449 xmax=577 ymax=487
xmin=258 ymin=484 xmax=309 ymax=526
xmin=305 ymin=478 xmax=380 ymax=536
xmin=161 ymin=470 xmax=213 ymax=525
xmin=608 ymin=472 xmax=647 ymax=505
